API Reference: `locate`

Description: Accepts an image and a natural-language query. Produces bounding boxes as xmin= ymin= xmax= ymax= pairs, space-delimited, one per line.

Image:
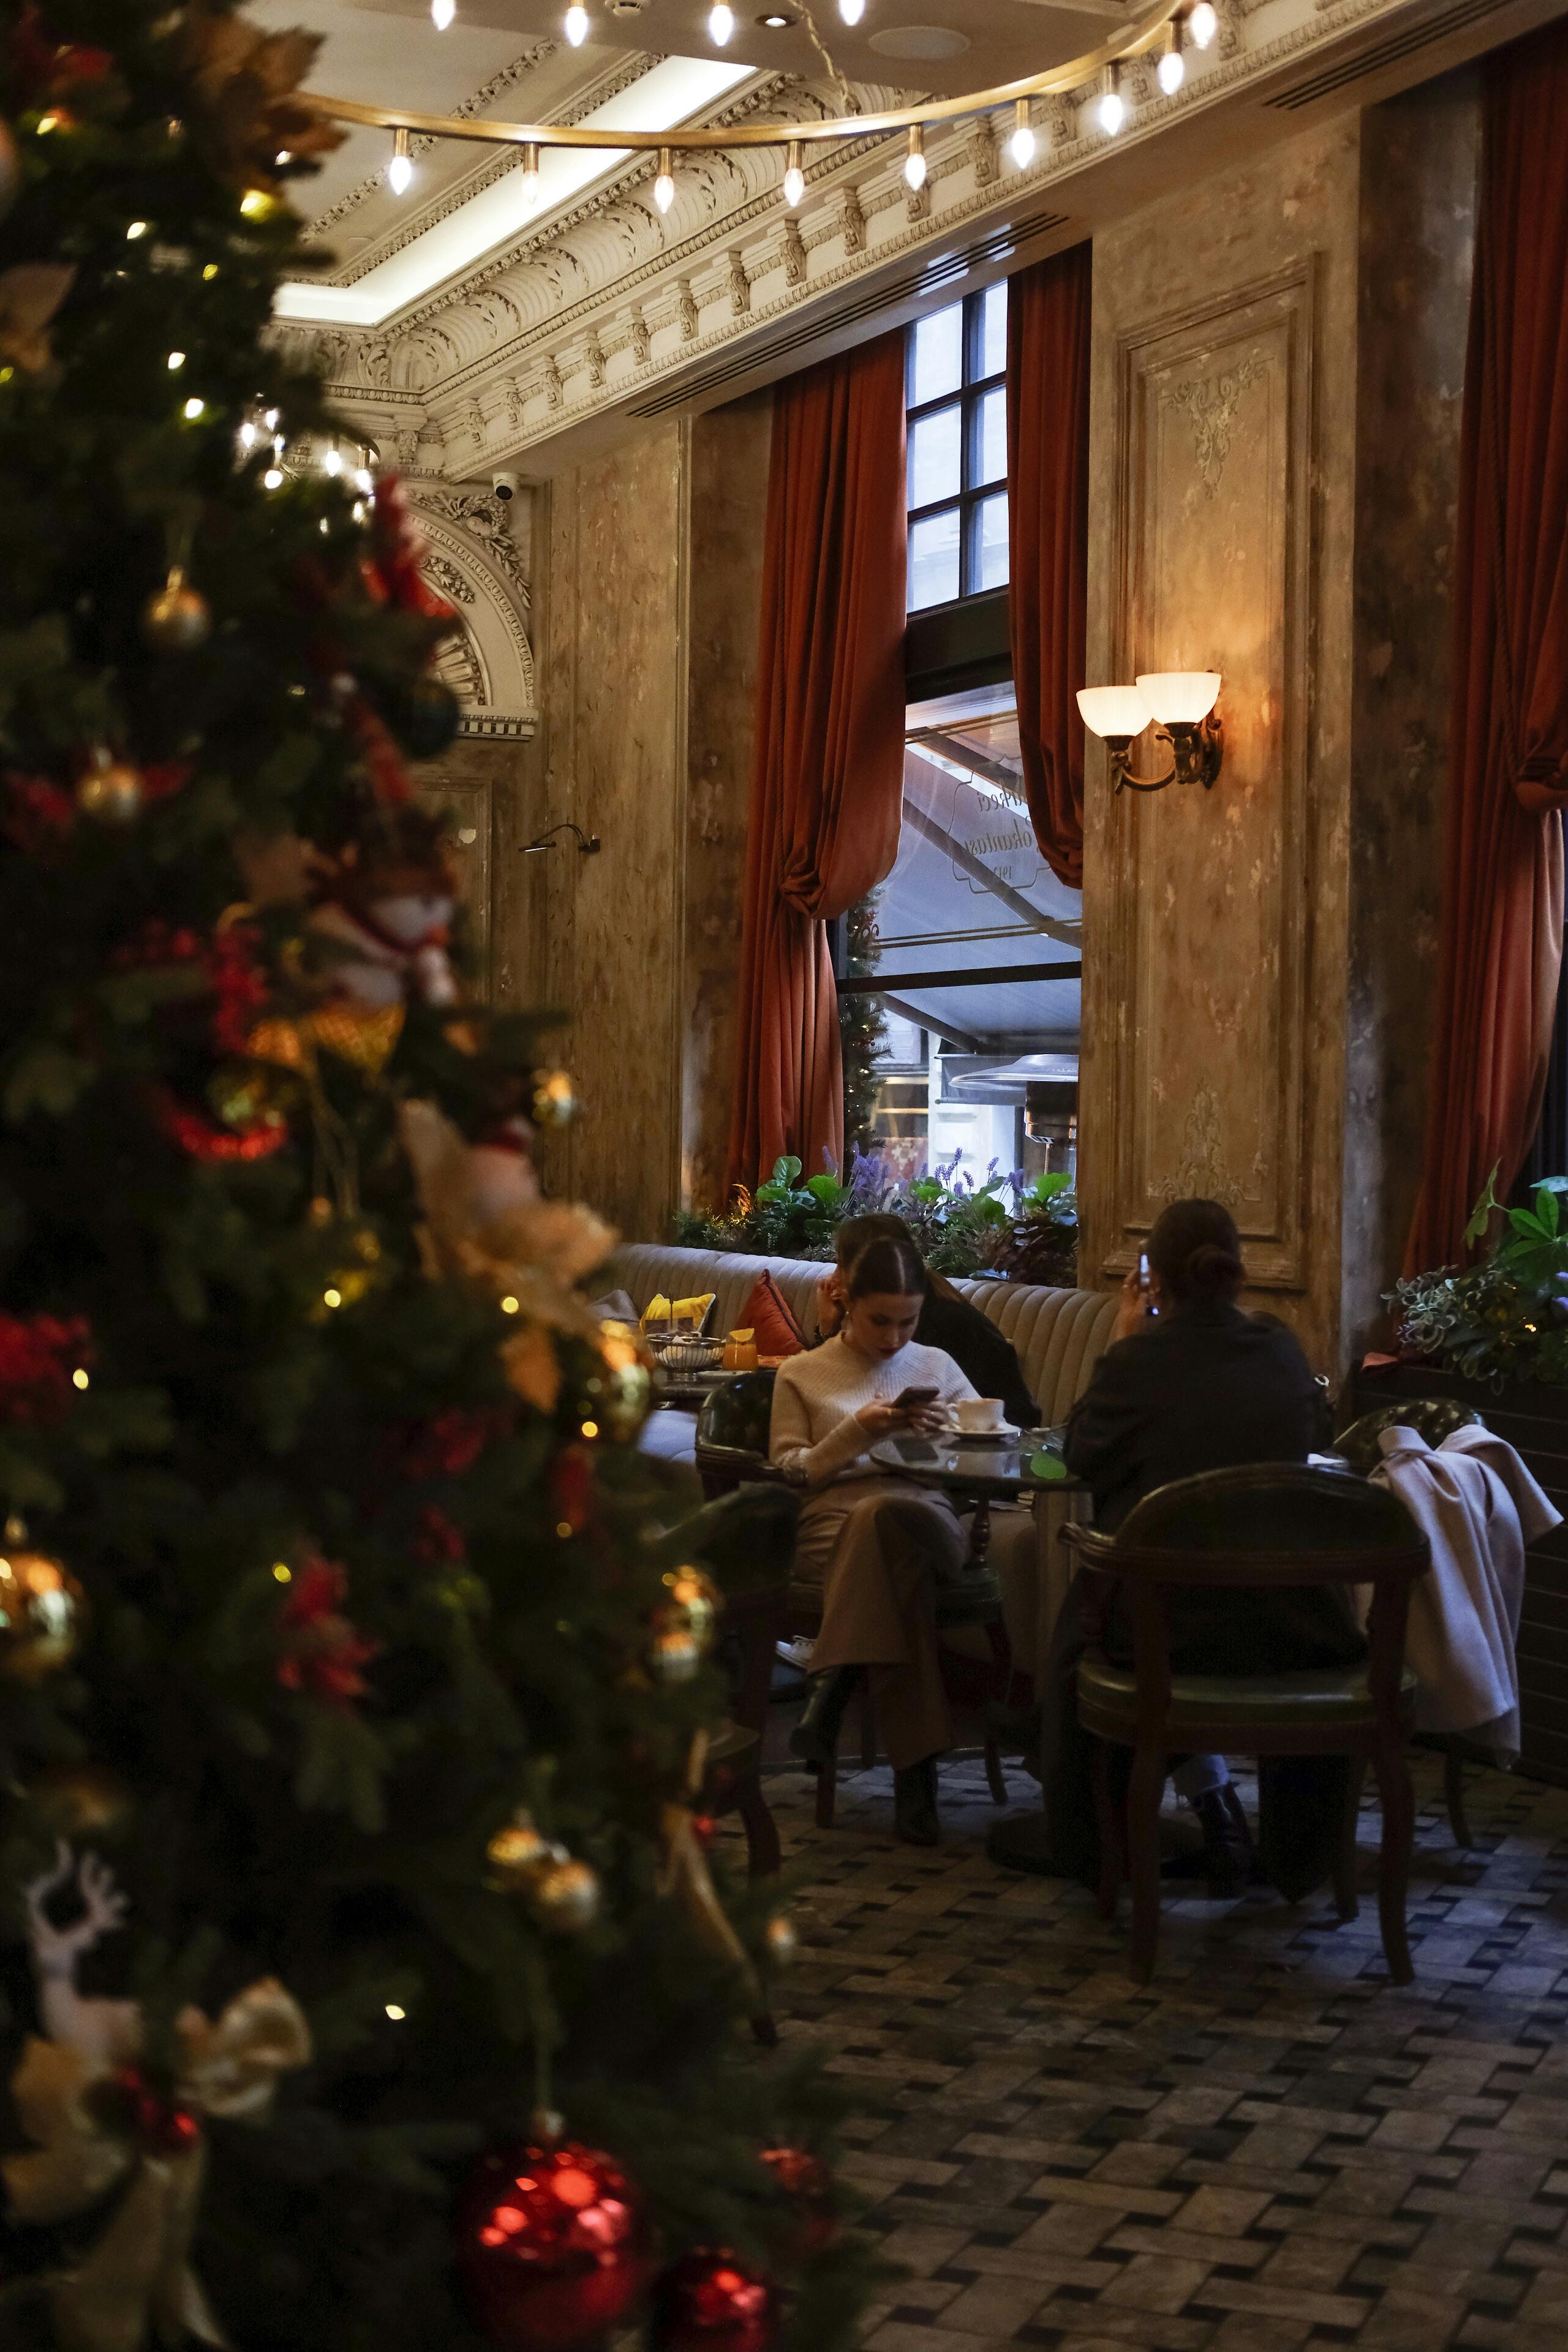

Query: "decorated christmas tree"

xmin=0 ymin=8 xmax=874 ymax=2348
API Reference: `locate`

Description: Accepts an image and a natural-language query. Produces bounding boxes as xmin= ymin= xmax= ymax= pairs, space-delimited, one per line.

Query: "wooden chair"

xmin=1064 ymin=1464 xmax=1431 ymax=1986
xmin=1332 ymin=1398 xmax=1488 ymax=1849
xmin=695 ymin=1371 xmax=1013 ymax=1823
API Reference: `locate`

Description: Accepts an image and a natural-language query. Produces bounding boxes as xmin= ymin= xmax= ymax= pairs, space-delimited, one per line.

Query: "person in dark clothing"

xmin=814 ymin=1213 xmax=1038 ymax=1430
xmin=1031 ymin=1198 xmax=1361 ymax=1896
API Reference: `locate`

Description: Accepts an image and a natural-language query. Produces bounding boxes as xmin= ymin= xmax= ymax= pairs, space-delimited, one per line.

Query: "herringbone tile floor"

xmin=734 ymin=1751 xmax=1568 ymax=2351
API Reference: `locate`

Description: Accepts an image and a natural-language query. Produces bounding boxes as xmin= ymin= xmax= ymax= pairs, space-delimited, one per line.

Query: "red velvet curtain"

xmin=1405 ymin=21 xmax=1568 ymax=1272
xmin=725 ymin=333 xmax=908 ymax=1192
xmin=1006 ymin=242 xmax=1091 ymax=891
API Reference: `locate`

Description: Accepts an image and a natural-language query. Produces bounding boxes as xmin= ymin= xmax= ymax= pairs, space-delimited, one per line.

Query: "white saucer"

xmin=944 ymin=1423 xmax=1019 ymax=1444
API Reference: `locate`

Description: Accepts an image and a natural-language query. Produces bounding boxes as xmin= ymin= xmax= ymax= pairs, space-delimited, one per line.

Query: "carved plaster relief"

xmin=1105 ymin=262 xmax=1315 ymax=1287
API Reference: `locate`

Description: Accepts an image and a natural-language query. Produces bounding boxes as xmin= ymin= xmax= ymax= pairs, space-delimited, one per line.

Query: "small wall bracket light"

xmin=1077 ymin=672 xmax=1223 ymax=793
xmin=522 ymin=821 xmax=602 ymax=856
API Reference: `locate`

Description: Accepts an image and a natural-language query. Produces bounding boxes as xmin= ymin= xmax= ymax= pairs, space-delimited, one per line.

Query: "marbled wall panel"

xmin=541 ymin=426 xmax=686 ymax=1240
xmin=1082 ymin=119 xmax=1363 ymax=1371
xmin=1342 ymin=78 xmax=1479 ymax=1355
xmin=680 ymin=390 xmax=772 ymax=1215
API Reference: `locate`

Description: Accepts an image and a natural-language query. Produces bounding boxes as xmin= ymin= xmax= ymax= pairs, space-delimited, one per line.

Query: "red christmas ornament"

xmin=0 ymin=1314 xmax=92 ymax=1427
xmin=456 ymin=2138 xmax=649 ymax=2351
xmin=277 ymin=1555 xmax=380 ymax=1709
xmin=760 ymin=2147 xmax=835 ymax=2253
xmin=107 ymin=2067 xmax=202 ymax=2158
xmin=647 ymin=2248 xmax=777 ymax=2352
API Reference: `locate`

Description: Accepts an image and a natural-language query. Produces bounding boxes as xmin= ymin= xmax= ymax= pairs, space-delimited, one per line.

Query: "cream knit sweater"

xmin=769 ymin=1334 xmax=978 ymax=1488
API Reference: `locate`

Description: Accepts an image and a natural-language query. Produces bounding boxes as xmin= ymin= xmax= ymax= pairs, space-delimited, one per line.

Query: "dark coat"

xmin=1044 ymin=1300 xmax=1362 ymax=1896
xmin=916 ymin=1287 xmax=1037 ymax=1430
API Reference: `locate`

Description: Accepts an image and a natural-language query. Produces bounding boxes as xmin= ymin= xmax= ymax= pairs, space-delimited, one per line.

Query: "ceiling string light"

xmin=431 ymin=0 xmax=456 ymax=25
xmin=318 ymin=0 xmax=1200 ymax=201
xmin=652 ymin=144 xmax=676 ymax=211
xmin=388 ymin=124 xmax=413 ymax=194
xmin=707 ymin=1 xmax=734 ymax=42
xmin=520 ymin=139 xmax=541 ymax=209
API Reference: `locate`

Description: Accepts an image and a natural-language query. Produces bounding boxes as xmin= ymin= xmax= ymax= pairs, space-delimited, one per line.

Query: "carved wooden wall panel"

xmin=1101 ymin=262 xmax=1315 ymax=1289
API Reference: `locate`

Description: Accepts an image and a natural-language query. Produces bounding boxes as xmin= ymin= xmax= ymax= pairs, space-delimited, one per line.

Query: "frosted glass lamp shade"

xmin=1135 ymin=669 xmax=1221 ymax=725
xmin=1077 ymin=684 xmax=1152 ymax=741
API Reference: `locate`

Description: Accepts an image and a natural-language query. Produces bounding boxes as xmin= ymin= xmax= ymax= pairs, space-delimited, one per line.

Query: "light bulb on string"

xmin=652 ymin=146 xmax=675 ymax=213
xmin=1158 ymin=26 xmax=1185 ymax=92
xmin=520 ymin=140 xmax=541 ymax=211
xmin=388 ymin=126 xmax=413 ymax=194
xmin=1008 ymin=97 xmax=1035 ymax=167
xmin=1097 ymin=66 xmax=1125 ymax=135
xmin=564 ymin=2 xmax=589 ymax=42
xmin=708 ymin=1 xmax=734 ymax=41
xmin=322 ymin=444 xmax=343 ymax=475
xmin=431 ymin=0 xmax=456 ymax=23
xmin=355 ymin=467 xmax=374 ymax=493
xmin=903 ymin=124 xmax=926 ymax=191
xmin=1189 ymin=0 xmax=1217 ymax=45
xmin=782 ymin=138 xmax=804 ymax=207
xmin=263 ymin=466 xmax=284 ymax=490
xmin=838 ymin=0 xmax=865 ymax=21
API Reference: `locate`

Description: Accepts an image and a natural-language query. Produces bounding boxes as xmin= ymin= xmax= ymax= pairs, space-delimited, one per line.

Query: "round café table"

xmin=870 ymin=1429 xmax=1088 ymax=1877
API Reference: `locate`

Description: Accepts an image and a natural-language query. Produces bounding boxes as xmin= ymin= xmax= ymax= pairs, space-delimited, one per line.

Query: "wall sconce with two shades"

xmin=1077 ymin=671 xmax=1223 ymax=793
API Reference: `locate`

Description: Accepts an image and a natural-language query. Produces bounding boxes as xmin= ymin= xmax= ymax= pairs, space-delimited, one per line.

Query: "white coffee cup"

xmin=956 ymin=1396 xmax=1007 ymax=1434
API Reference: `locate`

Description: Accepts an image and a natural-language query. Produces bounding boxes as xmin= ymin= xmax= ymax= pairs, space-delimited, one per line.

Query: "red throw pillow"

xmin=739 ymin=1270 xmax=807 ymax=1357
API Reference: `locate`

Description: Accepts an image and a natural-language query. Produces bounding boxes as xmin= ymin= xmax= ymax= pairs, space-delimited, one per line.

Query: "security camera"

xmin=492 ymin=470 xmax=519 ymax=503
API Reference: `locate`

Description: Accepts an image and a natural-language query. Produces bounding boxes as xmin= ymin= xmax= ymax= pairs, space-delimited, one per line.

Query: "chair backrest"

xmin=1104 ymin=1463 xmax=1430 ymax=1588
xmin=1332 ymin=1397 xmax=1485 ymax=1477
xmin=696 ymin=1367 xmax=777 ymax=1458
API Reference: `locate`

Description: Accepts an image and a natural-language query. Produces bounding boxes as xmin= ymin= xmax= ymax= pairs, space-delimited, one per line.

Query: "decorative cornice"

xmin=293 ymin=0 xmax=1507 ymax=466
xmin=311 ymin=42 xmax=559 ymax=241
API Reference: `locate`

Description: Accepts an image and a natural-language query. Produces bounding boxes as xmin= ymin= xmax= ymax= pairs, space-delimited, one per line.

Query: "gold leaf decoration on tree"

xmin=175 ymin=5 xmax=345 ymax=193
xmin=0 ymin=263 xmax=76 ymax=375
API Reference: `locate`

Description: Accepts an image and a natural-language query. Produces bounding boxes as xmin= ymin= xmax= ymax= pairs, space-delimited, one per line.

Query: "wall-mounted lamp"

xmin=1076 ymin=670 xmax=1223 ymax=793
xmin=522 ymin=821 xmax=601 ymax=856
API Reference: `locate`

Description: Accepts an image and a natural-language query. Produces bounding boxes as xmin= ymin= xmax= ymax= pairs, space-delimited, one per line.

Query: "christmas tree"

xmin=0 ymin=9 xmax=876 ymax=2349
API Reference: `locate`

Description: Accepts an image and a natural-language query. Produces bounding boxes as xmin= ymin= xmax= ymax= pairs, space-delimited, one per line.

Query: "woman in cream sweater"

xmin=770 ymin=1234 xmax=978 ymax=1845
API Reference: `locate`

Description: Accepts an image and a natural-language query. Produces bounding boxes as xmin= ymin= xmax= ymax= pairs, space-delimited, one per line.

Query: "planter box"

xmin=1352 ymin=1362 xmax=1568 ymax=1788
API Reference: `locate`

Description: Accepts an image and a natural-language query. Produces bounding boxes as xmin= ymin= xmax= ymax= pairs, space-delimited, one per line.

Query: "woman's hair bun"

xmin=1147 ymin=1196 xmax=1245 ymax=1305
xmin=1185 ymin=1240 xmax=1245 ymax=1296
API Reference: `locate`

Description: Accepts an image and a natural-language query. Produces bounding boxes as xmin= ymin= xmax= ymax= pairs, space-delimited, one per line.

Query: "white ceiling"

xmin=259 ymin=0 xmax=1132 ymax=322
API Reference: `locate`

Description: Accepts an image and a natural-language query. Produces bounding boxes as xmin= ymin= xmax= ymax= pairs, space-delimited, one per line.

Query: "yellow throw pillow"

xmin=639 ymin=1294 xmax=672 ymax=1332
xmin=671 ymin=1292 xmax=715 ymax=1332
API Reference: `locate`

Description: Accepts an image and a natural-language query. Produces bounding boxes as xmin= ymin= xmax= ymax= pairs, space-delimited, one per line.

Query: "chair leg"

xmin=814 ymin=1747 xmax=837 ymax=1830
xmin=859 ymin=1689 xmax=876 ymax=1771
xmin=737 ymin=1774 xmax=782 ymax=1879
xmin=1093 ymin=1739 xmax=1122 ymax=1921
xmin=984 ymin=1733 xmax=1008 ymax=1806
xmin=1332 ymin=1757 xmax=1366 ymax=1923
xmin=982 ymin=1616 xmax=1010 ymax=1803
xmin=1444 ymin=1743 xmax=1475 ymax=1850
xmin=1126 ymin=1742 xmax=1164 ymax=1985
xmin=1371 ymin=1733 xmax=1417 ymax=1986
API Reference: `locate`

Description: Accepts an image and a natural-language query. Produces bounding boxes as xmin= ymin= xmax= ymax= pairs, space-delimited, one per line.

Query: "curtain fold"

xmin=1404 ymin=21 xmax=1568 ymax=1272
xmin=725 ymin=333 xmax=908 ymax=1193
xmin=1006 ymin=241 xmax=1092 ymax=891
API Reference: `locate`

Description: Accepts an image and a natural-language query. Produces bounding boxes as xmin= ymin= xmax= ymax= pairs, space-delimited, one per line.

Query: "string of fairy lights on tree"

xmin=309 ymin=0 xmax=1218 ymax=217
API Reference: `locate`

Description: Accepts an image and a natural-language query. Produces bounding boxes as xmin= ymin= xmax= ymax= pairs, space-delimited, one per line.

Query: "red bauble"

xmin=109 ymin=2067 xmax=202 ymax=2158
xmin=647 ymin=2249 xmax=777 ymax=2352
xmin=456 ymin=2139 xmax=649 ymax=2352
xmin=760 ymin=2146 xmax=835 ymax=2253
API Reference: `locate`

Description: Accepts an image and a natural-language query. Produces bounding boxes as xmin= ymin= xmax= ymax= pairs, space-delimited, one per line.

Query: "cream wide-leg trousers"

xmin=794 ymin=1475 xmax=968 ymax=1771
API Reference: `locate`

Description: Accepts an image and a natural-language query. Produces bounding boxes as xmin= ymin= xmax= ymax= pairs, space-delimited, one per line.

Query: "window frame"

xmin=905 ymin=285 xmax=1008 ymax=611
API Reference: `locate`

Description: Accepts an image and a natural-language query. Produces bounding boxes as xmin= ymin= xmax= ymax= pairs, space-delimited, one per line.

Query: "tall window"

xmin=906 ymin=282 xmax=1008 ymax=613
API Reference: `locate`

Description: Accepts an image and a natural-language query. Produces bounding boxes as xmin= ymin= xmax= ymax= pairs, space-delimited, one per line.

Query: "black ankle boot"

xmin=893 ymin=1755 xmax=940 ymax=1847
xmin=788 ymin=1665 xmax=862 ymax=1766
xmin=1193 ymin=1783 xmax=1254 ymax=1894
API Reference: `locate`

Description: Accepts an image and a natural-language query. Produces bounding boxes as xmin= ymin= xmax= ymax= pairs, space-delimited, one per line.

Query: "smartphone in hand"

xmin=893 ymin=1385 xmax=939 ymax=1411
xmin=1137 ymin=1251 xmax=1157 ymax=1318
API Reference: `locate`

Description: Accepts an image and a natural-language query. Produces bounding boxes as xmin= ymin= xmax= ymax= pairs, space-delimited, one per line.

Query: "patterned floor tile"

xmin=730 ymin=1748 xmax=1568 ymax=2350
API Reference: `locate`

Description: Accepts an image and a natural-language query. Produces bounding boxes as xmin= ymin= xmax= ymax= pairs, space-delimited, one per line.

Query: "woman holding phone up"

xmin=770 ymin=1234 xmax=978 ymax=1845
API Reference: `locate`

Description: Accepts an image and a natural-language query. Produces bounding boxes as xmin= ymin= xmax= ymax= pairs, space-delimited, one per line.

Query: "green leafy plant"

xmin=1389 ymin=1174 xmax=1568 ymax=1386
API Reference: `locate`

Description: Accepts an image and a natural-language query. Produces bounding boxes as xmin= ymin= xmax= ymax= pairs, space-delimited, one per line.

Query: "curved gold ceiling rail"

xmin=301 ymin=0 xmax=1185 ymax=154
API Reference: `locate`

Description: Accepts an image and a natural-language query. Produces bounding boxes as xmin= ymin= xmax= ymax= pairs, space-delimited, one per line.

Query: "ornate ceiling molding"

xmin=402 ymin=492 xmax=537 ymax=731
xmin=281 ymin=0 xmax=1520 ymax=472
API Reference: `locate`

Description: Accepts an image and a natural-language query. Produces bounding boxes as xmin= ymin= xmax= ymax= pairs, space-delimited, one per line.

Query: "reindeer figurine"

xmin=21 ymin=1840 xmax=138 ymax=2066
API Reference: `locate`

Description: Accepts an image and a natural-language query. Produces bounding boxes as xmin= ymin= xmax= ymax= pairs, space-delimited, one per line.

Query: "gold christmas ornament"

xmin=595 ymin=1320 xmax=652 ymax=1446
xmin=661 ymin=1566 xmax=721 ymax=1653
xmin=763 ymin=1913 xmax=799 ymax=1967
xmin=76 ymin=750 xmax=143 ymax=823
xmin=28 ymin=1763 xmax=131 ymax=1842
xmin=531 ymin=1069 xmax=580 ymax=1129
xmin=531 ymin=1856 xmax=601 ymax=1934
xmin=486 ymin=1811 xmax=601 ymax=1932
xmin=207 ymin=1060 xmax=281 ymax=1130
xmin=0 ymin=1539 xmax=85 ymax=1681
xmin=650 ymin=1624 xmax=702 ymax=1684
xmin=141 ymin=568 xmax=212 ymax=654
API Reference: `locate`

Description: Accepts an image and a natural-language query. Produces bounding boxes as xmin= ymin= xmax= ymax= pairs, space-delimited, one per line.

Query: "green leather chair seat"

xmin=1079 ymin=1651 xmax=1419 ymax=1731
